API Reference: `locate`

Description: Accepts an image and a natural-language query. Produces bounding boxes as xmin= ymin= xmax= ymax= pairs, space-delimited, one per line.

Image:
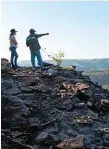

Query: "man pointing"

xmin=26 ymin=29 xmax=49 ymax=71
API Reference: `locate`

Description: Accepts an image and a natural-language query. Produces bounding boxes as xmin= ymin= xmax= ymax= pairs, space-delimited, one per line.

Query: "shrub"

xmin=42 ymin=48 xmax=64 ymax=69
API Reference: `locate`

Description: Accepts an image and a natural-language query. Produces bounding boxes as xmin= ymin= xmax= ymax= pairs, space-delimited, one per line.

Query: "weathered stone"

xmin=21 ymin=87 xmax=33 ymax=93
xmin=1 ymin=58 xmax=109 ymax=149
xmin=103 ymin=133 xmax=109 ymax=145
xmin=1 ymin=79 xmax=21 ymax=95
xmin=55 ymin=99 xmax=72 ymax=111
xmin=95 ymin=127 xmax=109 ymax=134
xmin=74 ymin=116 xmax=93 ymax=125
xmin=35 ymin=132 xmax=49 ymax=143
xmin=87 ymin=110 xmax=98 ymax=120
xmin=74 ymin=102 xmax=87 ymax=109
xmin=57 ymin=135 xmax=84 ymax=149
xmin=1 ymin=95 xmax=29 ymax=128
xmin=87 ymin=101 xmax=93 ymax=106
xmin=101 ymin=99 xmax=109 ymax=110
xmin=71 ymin=97 xmax=81 ymax=104
xmin=11 ymin=140 xmax=34 ymax=149
xmin=17 ymin=93 xmax=36 ymax=104
xmin=48 ymin=134 xmax=61 ymax=143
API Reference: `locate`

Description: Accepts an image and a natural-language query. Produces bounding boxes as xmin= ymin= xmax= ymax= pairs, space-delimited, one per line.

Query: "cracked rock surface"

xmin=1 ymin=58 xmax=109 ymax=149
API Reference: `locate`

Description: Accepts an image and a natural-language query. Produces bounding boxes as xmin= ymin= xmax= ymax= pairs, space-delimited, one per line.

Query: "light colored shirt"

xmin=9 ymin=35 xmax=18 ymax=48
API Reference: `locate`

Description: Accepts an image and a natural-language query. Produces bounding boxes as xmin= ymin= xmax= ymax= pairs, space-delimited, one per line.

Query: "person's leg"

xmin=35 ymin=50 xmax=44 ymax=70
xmin=31 ymin=51 xmax=36 ymax=70
xmin=14 ymin=48 xmax=19 ymax=67
xmin=10 ymin=47 xmax=15 ymax=68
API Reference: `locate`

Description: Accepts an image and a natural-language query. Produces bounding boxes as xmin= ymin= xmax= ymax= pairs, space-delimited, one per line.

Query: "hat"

xmin=10 ymin=29 xmax=18 ymax=33
xmin=29 ymin=29 xmax=36 ymax=33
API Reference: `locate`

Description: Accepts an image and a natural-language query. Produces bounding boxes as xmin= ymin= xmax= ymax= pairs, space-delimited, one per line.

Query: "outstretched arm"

xmin=37 ymin=33 xmax=49 ymax=38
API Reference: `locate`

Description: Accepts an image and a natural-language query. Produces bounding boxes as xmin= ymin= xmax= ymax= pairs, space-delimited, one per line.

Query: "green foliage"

xmin=42 ymin=48 xmax=64 ymax=68
xmin=103 ymin=84 xmax=109 ymax=90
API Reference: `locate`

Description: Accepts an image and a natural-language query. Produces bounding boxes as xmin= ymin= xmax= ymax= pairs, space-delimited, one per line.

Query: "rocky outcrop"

xmin=1 ymin=58 xmax=109 ymax=149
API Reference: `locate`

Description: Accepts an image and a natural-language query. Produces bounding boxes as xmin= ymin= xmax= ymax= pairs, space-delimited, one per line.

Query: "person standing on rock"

xmin=9 ymin=29 xmax=19 ymax=69
xmin=26 ymin=29 xmax=49 ymax=71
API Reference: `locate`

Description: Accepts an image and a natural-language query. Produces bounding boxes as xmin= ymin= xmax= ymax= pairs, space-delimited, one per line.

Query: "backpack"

xmin=26 ymin=34 xmax=37 ymax=47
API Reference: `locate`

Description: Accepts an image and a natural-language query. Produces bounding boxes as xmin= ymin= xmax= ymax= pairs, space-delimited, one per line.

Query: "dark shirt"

xmin=26 ymin=33 xmax=42 ymax=52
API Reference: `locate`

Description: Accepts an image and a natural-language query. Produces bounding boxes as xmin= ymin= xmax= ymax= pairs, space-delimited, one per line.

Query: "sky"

xmin=1 ymin=1 xmax=109 ymax=61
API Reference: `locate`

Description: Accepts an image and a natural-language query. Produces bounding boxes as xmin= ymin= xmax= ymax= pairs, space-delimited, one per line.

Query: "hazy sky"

xmin=1 ymin=1 xmax=109 ymax=61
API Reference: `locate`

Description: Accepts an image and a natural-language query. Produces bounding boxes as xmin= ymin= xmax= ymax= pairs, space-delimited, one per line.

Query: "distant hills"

xmin=18 ymin=58 xmax=109 ymax=86
xmin=83 ymin=70 xmax=109 ymax=85
xmin=19 ymin=58 xmax=109 ymax=71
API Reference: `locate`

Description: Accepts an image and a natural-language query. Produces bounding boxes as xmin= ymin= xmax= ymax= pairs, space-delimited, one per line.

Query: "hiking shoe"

xmin=32 ymin=67 xmax=36 ymax=72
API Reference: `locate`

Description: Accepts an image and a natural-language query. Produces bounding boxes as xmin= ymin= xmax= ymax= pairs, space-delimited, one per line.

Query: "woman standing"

xmin=9 ymin=29 xmax=19 ymax=68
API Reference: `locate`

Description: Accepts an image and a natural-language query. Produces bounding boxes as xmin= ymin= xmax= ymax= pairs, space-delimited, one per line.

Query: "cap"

xmin=29 ymin=29 xmax=36 ymax=33
xmin=10 ymin=29 xmax=18 ymax=33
